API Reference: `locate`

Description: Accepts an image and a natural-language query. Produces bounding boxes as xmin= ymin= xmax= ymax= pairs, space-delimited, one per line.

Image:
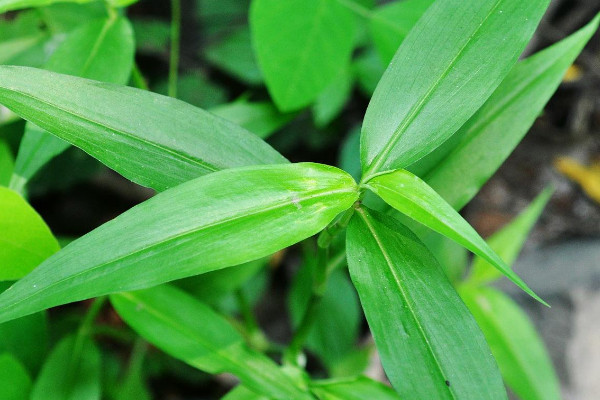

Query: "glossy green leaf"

xmin=0 ymin=139 xmax=13 ymax=186
xmin=313 ymin=66 xmax=353 ymax=128
xmin=31 ymin=334 xmax=101 ymax=400
xmin=460 ymin=286 xmax=560 ymax=400
xmin=311 ymin=376 xmax=399 ymax=400
xmin=421 ymin=14 xmax=600 ymax=210
xmin=365 ymin=169 xmax=544 ymax=304
xmin=0 ymin=0 xmax=93 ymax=13
xmin=0 ymin=163 xmax=357 ymax=323
xmin=0 ymin=187 xmax=59 ymax=280
xmin=469 ymin=187 xmax=553 ymax=285
xmin=346 ymin=208 xmax=506 ymax=399
xmin=0 ymin=67 xmax=288 ymax=191
xmin=361 ymin=0 xmax=549 ymax=178
xmin=211 ymin=100 xmax=294 ymax=139
xmin=205 ymin=27 xmax=263 ymax=85
xmin=250 ymin=0 xmax=356 ymax=111
xmin=222 ymin=386 xmax=269 ymax=400
xmin=111 ymin=284 xmax=314 ymax=400
xmin=368 ymin=0 xmax=434 ymax=65
xmin=0 ymin=353 xmax=31 ymax=400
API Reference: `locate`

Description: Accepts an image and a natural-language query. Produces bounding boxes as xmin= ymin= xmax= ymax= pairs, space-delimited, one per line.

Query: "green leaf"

xmin=0 ymin=310 xmax=48 ymax=375
xmin=420 ymin=14 xmax=600 ymax=210
xmin=154 ymin=71 xmax=227 ymax=109
xmin=0 ymin=139 xmax=13 ymax=186
xmin=12 ymin=17 xmax=136 ymax=189
xmin=0 ymin=67 xmax=288 ymax=191
xmin=352 ymin=47 xmax=385 ymax=96
xmin=113 ymin=340 xmax=151 ymax=400
xmin=0 ymin=187 xmax=59 ymax=280
xmin=211 ymin=99 xmax=295 ymax=139
xmin=0 ymin=353 xmax=32 ymax=400
xmin=368 ymin=0 xmax=434 ymax=65
xmin=0 ymin=34 xmax=48 ymax=66
xmin=312 ymin=66 xmax=353 ymax=128
xmin=204 ymin=27 xmax=263 ymax=85
xmin=360 ymin=0 xmax=549 ymax=179
xmin=460 ymin=286 xmax=560 ymax=400
xmin=346 ymin=208 xmax=506 ymax=399
xmin=111 ymin=284 xmax=314 ymax=400
xmin=0 ymin=0 xmax=94 ymax=13
xmin=31 ymin=334 xmax=101 ymax=400
xmin=311 ymin=376 xmax=400 ymax=400
xmin=0 ymin=163 xmax=357 ymax=323
xmin=39 ymin=3 xmax=110 ymax=34
xmin=222 ymin=386 xmax=270 ymax=400
xmin=250 ymin=0 xmax=356 ymax=111
xmin=365 ymin=169 xmax=544 ymax=304
xmin=469 ymin=187 xmax=553 ymax=285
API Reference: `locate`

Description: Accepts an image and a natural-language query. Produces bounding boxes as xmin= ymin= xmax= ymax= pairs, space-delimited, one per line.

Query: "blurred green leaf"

xmin=111 ymin=284 xmax=314 ymax=400
xmin=313 ymin=66 xmax=353 ymax=128
xmin=0 ymin=309 xmax=48 ymax=375
xmin=0 ymin=353 xmax=32 ymax=400
xmin=0 ymin=163 xmax=358 ymax=323
xmin=0 ymin=186 xmax=59 ymax=280
xmin=250 ymin=0 xmax=357 ymax=111
xmin=0 ymin=0 xmax=95 ymax=13
xmin=311 ymin=376 xmax=400 ymax=400
xmin=346 ymin=208 xmax=506 ymax=398
xmin=38 ymin=3 xmax=109 ymax=34
xmin=352 ymin=47 xmax=385 ymax=96
xmin=419 ymin=14 xmax=600 ymax=210
xmin=132 ymin=19 xmax=170 ymax=54
xmin=368 ymin=0 xmax=434 ymax=65
xmin=113 ymin=340 xmax=151 ymax=400
xmin=460 ymin=286 xmax=561 ymax=400
xmin=339 ymin=127 xmax=361 ymax=182
xmin=154 ymin=71 xmax=228 ymax=109
xmin=222 ymin=386 xmax=270 ymax=400
xmin=469 ymin=187 xmax=553 ymax=285
xmin=365 ymin=169 xmax=543 ymax=303
xmin=31 ymin=334 xmax=102 ymax=400
xmin=0 ymin=67 xmax=288 ymax=191
xmin=421 ymin=232 xmax=468 ymax=284
xmin=0 ymin=139 xmax=13 ymax=186
xmin=361 ymin=0 xmax=549 ymax=178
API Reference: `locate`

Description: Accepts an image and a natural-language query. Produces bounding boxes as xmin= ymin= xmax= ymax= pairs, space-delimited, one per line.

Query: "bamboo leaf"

xmin=250 ymin=0 xmax=356 ymax=111
xmin=111 ymin=284 xmax=314 ymax=400
xmin=361 ymin=0 xmax=550 ymax=178
xmin=0 ymin=187 xmax=59 ymax=280
xmin=346 ymin=208 xmax=506 ymax=399
xmin=0 ymin=163 xmax=357 ymax=323
xmin=0 ymin=67 xmax=288 ymax=191
xmin=365 ymin=169 xmax=544 ymax=304
xmin=460 ymin=286 xmax=560 ymax=400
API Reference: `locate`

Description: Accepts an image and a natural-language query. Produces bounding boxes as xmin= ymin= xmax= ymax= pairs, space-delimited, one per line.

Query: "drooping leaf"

xmin=211 ymin=100 xmax=294 ymax=139
xmin=250 ymin=0 xmax=356 ymax=111
xmin=111 ymin=285 xmax=314 ymax=400
xmin=311 ymin=376 xmax=400 ymax=400
xmin=346 ymin=207 xmax=506 ymax=399
xmin=0 ymin=0 xmax=94 ymax=13
xmin=460 ymin=286 xmax=560 ymax=400
xmin=0 ymin=187 xmax=59 ymax=280
xmin=0 ymin=353 xmax=32 ymax=400
xmin=368 ymin=0 xmax=434 ymax=65
xmin=0 ymin=163 xmax=357 ymax=323
xmin=420 ymin=14 xmax=600 ymax=210
xmin=0 ymin=67 xmax=288 ymax=191
xmin=365 ymin=169 xmax=543 ymax=303
xmin=360 ymin=0 xmax=550 ymax=179
xmin=469 ymin=187 xmax=553 ymax=285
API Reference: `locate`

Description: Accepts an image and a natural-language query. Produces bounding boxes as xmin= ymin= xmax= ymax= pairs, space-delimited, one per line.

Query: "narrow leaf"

xmin=0 ymin=187 xmax=59 ymax=280
xmin=0 ymin=163 xmax=357 ymax=323
xmin=0 ymin=353 xmax=32 ymax=400
xmin=111 ymin=285 xmax=314 ymax=400
xmin=361 ymin=0 xmax=549 ymax=178
xmin=0 ymin=67 xmax=288 ymax=191
xmin=421 ymin=14 xmax=600 ymax=209
xmin=311 ymin=376 xmax=400 ymax=400
xmin=469 ymin=187 xmax=552 ymax=285
xmin=31 ymin=334 xmax=101 ymax=400
xmin=460 ymin=286 xmax=561 ymax=400
xmin=347 ymin=208 xmax=506 ymax=399
xmin=365 ymin=169 xmax=544 ymax=304
xmin=250 ymin=0 xmax=356 ymax=111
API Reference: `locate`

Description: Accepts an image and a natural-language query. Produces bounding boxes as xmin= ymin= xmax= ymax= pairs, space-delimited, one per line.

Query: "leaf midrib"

xmin=356 ymin=208 xmax=456 ymax=398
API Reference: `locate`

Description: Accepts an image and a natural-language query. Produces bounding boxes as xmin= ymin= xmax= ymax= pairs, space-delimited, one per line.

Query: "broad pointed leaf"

xmin=111 ymin=285 xmax=314 ymax=400
xmin=0 ymin=163 xmax=357 ymax=323
xmin=365 ymin=169 xmax=544 ymax=303
xmin=0 ymin=187 xmax=59 ymax=280
xmin=346 ymin=208 xmax=506 ymax=399
xmin=460 ymin=286 xmax=560 ymax=400
xmin=361 ymin=0 xmax=550 ymax=178
xmin=0 ymin=67 xmax=288 ymax=191
xmin=419 ymin=14 xmax=600 ymax=209
xmin=250 ymin=0 xmax=356 ymax=111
